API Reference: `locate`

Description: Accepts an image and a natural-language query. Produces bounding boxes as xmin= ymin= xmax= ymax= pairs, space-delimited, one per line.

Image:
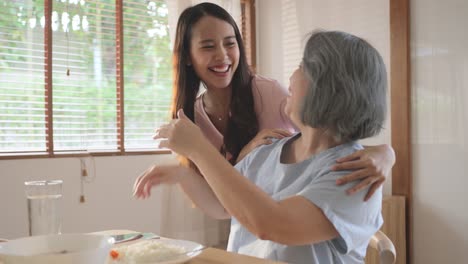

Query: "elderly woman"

xmin=134 ymin=30 xmax=387 ymax=263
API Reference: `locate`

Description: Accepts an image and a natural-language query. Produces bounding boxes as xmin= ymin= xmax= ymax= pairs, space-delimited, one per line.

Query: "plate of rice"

xmin=107 ymin=238 xmax=204 ymax=264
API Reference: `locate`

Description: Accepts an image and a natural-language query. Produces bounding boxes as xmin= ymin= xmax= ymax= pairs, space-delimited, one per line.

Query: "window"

xmin=0 ymin=0 xmax=255 ymax=158
xmin=1 ymin=0 xmax=47 ymax=153
xmin=0 ymin=0 xmax=172 ymax=157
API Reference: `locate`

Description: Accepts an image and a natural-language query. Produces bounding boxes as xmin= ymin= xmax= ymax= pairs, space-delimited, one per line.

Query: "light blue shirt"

xmin=228 ymin=134 xmax=383 ymax=264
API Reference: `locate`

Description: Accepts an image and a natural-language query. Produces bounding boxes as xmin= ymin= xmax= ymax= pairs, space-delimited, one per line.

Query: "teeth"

xmin=210 ymin=65 xmax=229 ymax=73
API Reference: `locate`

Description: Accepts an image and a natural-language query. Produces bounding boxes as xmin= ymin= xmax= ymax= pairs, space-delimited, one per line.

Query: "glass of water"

xmin=24 ymin=180 xmax=63 ymax=236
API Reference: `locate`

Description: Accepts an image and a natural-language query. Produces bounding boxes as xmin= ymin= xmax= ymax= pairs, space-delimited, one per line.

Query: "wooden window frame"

xmin=1 ymin=0 xmax=257 ymax=160
xmin=390 ymin=0 xmax=412 ymax=263
xmin=241 ymin=0 xmax=257 ymax=72
xmin=1 ymin=0 xmax=171 ymax=160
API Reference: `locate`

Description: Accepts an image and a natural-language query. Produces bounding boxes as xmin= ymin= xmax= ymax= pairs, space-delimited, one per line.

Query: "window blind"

xmin=0 ymin=0 xmax=253 ymax=157
xmin=0 ymin=0 xmax=172 ymax=156
xmin=281 ymin=0 xmax=301 ymax=86
xmin=52 ymin=0 xmax=118 ymax=151
xmin=0 ymin=0 xmax=47 ymax=153
xmin=123 ymin=1 xmax=171 ymax=150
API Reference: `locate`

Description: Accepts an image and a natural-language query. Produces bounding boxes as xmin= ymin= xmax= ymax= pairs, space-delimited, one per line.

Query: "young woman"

xmin=139 ymin=2 xmax=393 ymax=200
xmin=136 ymin=30 xmax=388 ymax=263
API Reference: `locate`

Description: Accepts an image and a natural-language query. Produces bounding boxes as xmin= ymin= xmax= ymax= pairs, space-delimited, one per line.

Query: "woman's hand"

xmin=153 ymin=109 xmax=207 ymax=158
xmin=237 ymin=129 xmax=293 ymax=163
xmin=333 ymin=144 xmax=395 ymax=201
xmin=134 ymin=163 xmax=230 ymax=219
xmin=133 ymin=164 xmax=187 ymax=199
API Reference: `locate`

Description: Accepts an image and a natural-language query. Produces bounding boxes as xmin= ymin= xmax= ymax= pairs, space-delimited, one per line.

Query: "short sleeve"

xmin=234 ymin=138 xmax=279 ymax=177
xmin=298 ymin=170 xmax=383 ymax=254
xmin=234 ymin=156 xmax=248 ymax=174
xmin=234 ymin=147 xmax=255 ymax=174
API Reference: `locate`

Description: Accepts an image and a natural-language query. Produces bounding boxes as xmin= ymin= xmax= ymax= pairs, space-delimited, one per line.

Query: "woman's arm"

xmin=189 ymin=137 xmax=338 ymax=245
xmin=236 ymin=129 xmax=292 ymax=163
xmin=156 ymin=110 xmax=338 ymax=245
xmin=133 ymin=164 xmax=230 ymax=219
xmin=178 ymin=166 xmax=230 ymax=219
xmin=333 ymin=144 xmax=395 ymax=201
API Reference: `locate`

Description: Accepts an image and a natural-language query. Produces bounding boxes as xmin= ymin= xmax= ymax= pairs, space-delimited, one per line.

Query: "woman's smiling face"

xmin=189 ymin=15 xmax=240 ymax=90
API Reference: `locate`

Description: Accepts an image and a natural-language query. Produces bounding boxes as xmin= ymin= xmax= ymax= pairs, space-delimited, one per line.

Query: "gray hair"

xmin=301 ymin=30 xmax=387 ymax=142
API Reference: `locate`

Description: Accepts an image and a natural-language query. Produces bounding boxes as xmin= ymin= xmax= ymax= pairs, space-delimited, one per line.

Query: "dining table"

xmin=97 ymin=230 xmax=285 ymax=264
xmin=185 ymin=247 xmax=284 ymax=264
xmin=0 ymin=230 xmax=285 ymax=264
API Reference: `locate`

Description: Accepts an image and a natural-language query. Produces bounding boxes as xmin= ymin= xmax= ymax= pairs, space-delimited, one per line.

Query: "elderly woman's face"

xmin=285 ymin=65 xmax=309 ymax=125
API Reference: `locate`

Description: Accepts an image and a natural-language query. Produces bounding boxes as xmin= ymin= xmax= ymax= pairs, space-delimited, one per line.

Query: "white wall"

xmin=0 ymin=0 xmax=392 ymax=243
xmin=257 ymin=0 xmax=468 ymax=262
xmin=256 ymin=0 xmax=391 ymax=194
xmin=1 ymin=154 xmax=225 ymax=245
xmin=411 ymin=0 xmax=468 ymax=262
xmin=5 ymin=3 xmax=467 ymax=262
xmin=0 ymin=155 xmax=173 ymax=239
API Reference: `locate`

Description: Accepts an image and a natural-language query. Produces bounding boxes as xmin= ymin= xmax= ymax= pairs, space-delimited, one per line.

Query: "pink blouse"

xmin=194 ymin=75 xmax=295 ymax=153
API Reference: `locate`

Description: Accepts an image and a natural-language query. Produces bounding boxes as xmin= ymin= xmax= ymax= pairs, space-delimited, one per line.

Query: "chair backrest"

xmin=368 ymin=230 xmax=396 ymax=264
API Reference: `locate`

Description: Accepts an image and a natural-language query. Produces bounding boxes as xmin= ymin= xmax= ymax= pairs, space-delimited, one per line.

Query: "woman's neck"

xmin=203 ymin=87 xmax=232 ymax=110
xmin=202 ymin=87 xmax=232 ymax=135
xmin=285 ymin=128 xmax=343 ymax=163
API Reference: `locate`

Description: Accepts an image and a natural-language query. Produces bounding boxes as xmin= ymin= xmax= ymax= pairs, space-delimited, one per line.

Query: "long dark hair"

xmin=171 ymin=2 xmax=258 ymax=164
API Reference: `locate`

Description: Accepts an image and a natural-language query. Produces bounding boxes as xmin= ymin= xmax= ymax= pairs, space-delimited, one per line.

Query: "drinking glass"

xmin=24 ymin=180 xmax=63 ymax=236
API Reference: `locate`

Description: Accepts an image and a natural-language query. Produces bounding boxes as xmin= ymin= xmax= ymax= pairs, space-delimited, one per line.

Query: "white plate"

xmin=108 ymin=238 xmax=204 ymax=264
xmin=0 ymin=233 xmax=114 ymax=264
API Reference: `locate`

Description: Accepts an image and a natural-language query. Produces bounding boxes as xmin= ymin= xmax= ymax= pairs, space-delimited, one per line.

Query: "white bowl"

xmin=0 ymin=233 xmax=114 ymax=264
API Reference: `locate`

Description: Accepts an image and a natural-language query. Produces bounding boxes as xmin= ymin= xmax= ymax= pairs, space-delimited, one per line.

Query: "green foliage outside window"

xmin=0 ymin=0 xmax=173 ymax=153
